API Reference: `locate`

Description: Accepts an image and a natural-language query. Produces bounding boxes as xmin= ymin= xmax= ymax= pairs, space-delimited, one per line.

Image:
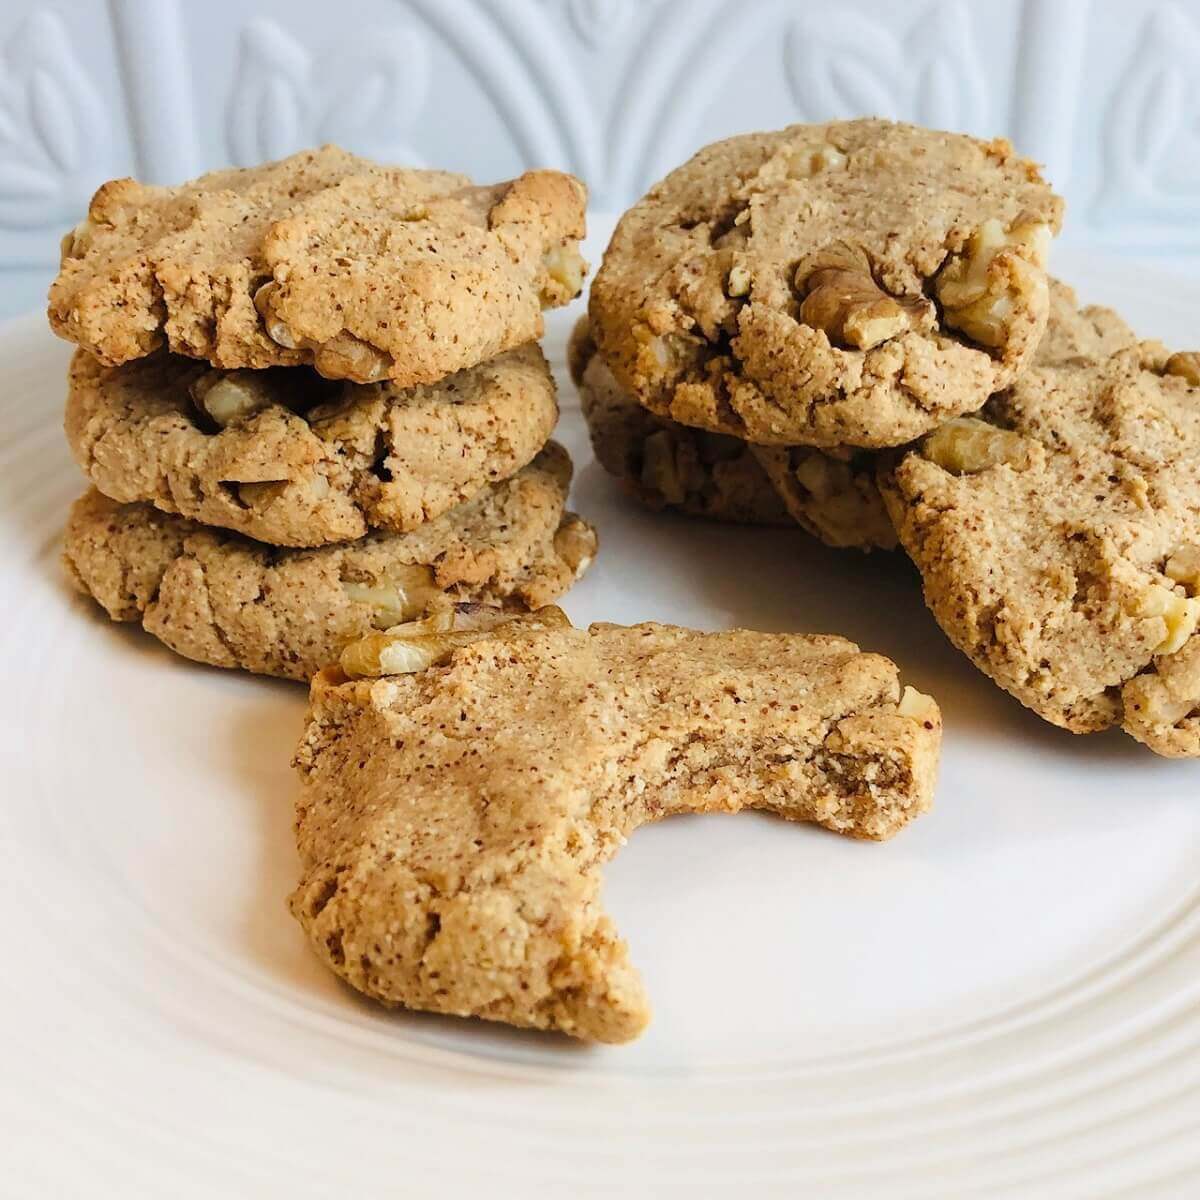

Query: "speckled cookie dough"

xmin=882 ymin=317 xmax=1200 ymax=756
xmin=63 ymin=445 xmax=596 ymax=681
xmin=290 ymin=614 xmax=941 ymax=1042
xmin=49 ymin=145 xmax=587 ymax=385
xmin=568 ymin=317 xmax=789 ymax=525
xmin=65 ymin=343 xmax=559 ymax=547
xmin=590 ymin=119 xmax=1062 ymax=448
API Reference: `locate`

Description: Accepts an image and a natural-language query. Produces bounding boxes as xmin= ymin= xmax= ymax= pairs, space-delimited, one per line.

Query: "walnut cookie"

xmin=63 ymin=445 xmax=597 ymax=682
xmin=881 ymin=310 xmax=1200 ymax=757
xmin=49 ymin=146 xmax=587 ymax=386
xmin=290 ymin=612 xmax=941 ymax=1041
xmin=590 ymin=119 xmax=1063 ymax=449
xmin=65 ymin=343 xmax=558 ymax=548
xmin=568 ymin=316 xmax=790 ymax=525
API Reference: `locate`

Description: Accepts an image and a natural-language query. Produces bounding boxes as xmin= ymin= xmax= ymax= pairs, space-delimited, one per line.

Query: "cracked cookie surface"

xmin=49 ymin=146 xmax=587 ymax=385
xmin=590 ymin=119 xmax=1062 ymax=449
xmin=882 ymin=299 xmax=1200 ymax=756
xmin=568 ymin=316 xmax=789 ymax=525
xmin=290 ymin=615 xmax=941 ymax=1042
xmin=65 ymin=344 xmax=558 ymax=547
xmin=63 ymin=445 xmax=596 ymax=681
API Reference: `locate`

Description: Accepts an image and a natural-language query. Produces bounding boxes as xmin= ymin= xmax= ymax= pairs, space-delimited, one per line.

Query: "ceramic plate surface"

xmin=2 ymin=238 xmax=1199 ymax=1198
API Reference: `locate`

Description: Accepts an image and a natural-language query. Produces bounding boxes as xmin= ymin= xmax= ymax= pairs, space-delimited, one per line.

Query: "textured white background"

xmin=1 ymin=0 xmax=1198 ymax=315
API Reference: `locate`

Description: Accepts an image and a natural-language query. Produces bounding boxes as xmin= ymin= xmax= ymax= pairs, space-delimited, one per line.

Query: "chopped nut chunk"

xmin=936 ymin=218 xmax=1051 ymax=348
xmin=343 ymin=564 xmax=442 ymax=629
xmin=339 ymin=606 xmax=572 ymax=678
xmin=189 ymin=371 xmax=277 ymax=427
xmin=640 ymin=430 xmax=686 ymax=504
xmin=1137 ymin=583 xmax=1200 ymax=656
xmin=1164 ymin=352 xmax=1200 ymax=387
xmin=799 ymin=263 xmax=913 ymax=351
xmin=1166 ymin=545 xmax=1200 ymax=594
xmin=541 ymin=243 xmax=587 ymax=305
xmin=897 ymin=686 xmax=940 ymax=725
xmin=726 ymin=264 xmax=752 ymax=297
xmin=922 ymin=417 xmax=1034 ymax=474
xmin=554 ymin=516 xmax=598 ymax=580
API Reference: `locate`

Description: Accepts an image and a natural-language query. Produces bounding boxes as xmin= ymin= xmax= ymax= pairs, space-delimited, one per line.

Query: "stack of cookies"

xmin=48 ymin=147 xmax=598 ymax=681
xmin=583 ymin=119 xmax=1200 ymax=757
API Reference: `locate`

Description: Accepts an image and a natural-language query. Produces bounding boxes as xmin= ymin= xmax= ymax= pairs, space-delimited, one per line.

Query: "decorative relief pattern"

xmin=1095 ymin=2 xmax=1200 ymax=234
xmin=0 ymin=10 xmax=110 ymax=230
xmin=0 ymin=0 xmax=1193 ymax=284
xmin=563 ymin=0 xmax=661 ymax=48
xmin=785 ymin=0 xmax=986 ymax=135
xmin=227 ymin=18 xmax=429 ymax=167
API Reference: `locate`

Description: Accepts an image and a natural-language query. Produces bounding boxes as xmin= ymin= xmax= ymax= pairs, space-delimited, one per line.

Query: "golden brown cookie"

xmin=290 ymin=613 xmax=942 ymax=1042
xmin=590 ymin=119 xmax=1062 ymax=449
xmin=49 ymin=146 xmax=587 ymax=385
xmin=882 ymin=326 xmax=1200 ymax=756
xmin=65 ymin=344 xmax=558 ymax=547
xmin=568 ymin=317 xmax=789 ymax=525
xmin=63 ymin=445 xmax=596 ymax=681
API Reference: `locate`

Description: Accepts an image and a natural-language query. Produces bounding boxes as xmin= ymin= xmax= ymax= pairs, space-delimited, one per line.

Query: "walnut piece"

xmin=798 ymin=247 xmax=926 ymax=351
xmin=790 ymin=451 xmax=896 ymax=548
xmin=339 ymin=605 xmax=572 ymax=678
xmin=897 ymin=686 xmax=940 ymax=726
xmin=922 ymin=417 xmax=1034 ymax=475
xmin=726 ymin=263 xmax=752 ymax=298
xmin=190 ymin=370 xmax=278 ymax=427
xmin=540 ymin=243 xmax=587 ymax=306
xmin=640 ymin=430 xmax=686 ymax=504
xmin=553 ymin=515 xmax=598 ymax=580
xmin=236 ymin=480 xmax=291 ymax=510
xmin=1137 ymin=583 xmax=1200 ymax=656
xmin=60 ymin=217 xmax=98 ymax=260
xmin=1166 ymin=545 xmax=1200 ymax=593
xmin=254 ymin=281 xmax=393 ymax=381
xmin=1164 ymin=352 xmax=1200 ymax=387
xmin=343 ymin=564 xmax=443 ymax=630
xmin=935 ymin=218 xmax=1051 ymax=348
xmin=793 ymin=144 xmax=847 ymax=178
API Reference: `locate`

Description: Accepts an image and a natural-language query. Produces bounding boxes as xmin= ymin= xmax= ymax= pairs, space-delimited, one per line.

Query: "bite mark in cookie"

xmin=290 ymin=615 xmax=941 ymax=1041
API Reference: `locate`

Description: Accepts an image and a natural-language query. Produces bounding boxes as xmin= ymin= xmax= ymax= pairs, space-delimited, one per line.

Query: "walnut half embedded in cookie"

xmin=49 ymin=146 xmax=587 ymax=385
xmin=568 ymin=316 xmax=790 ymax=525
xmin=289 ymin=614 xmax=941 ymax=1042
xmin=65 ymin=343 xmax=558 ymax=547
xmin=63 ymin=445 xmax=596 ymax=681
xmin=590 ymin=119 xmax=1062 ymax=449
xmin=881 ymin=310 xmax=1200 ymax=756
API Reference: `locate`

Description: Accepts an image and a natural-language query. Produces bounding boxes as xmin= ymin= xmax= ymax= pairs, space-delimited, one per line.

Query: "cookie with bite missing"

xmin=290 ymin=612 xmax=941 ymax=1042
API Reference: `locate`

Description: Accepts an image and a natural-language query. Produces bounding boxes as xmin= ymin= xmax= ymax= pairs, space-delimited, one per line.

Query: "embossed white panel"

xmin=0 ymin=0 xmax=1195 ymax=316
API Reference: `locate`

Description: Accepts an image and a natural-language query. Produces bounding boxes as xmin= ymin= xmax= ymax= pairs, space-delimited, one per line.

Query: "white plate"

xmin=3 ymin=243 xmax=1199 ymax=1199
